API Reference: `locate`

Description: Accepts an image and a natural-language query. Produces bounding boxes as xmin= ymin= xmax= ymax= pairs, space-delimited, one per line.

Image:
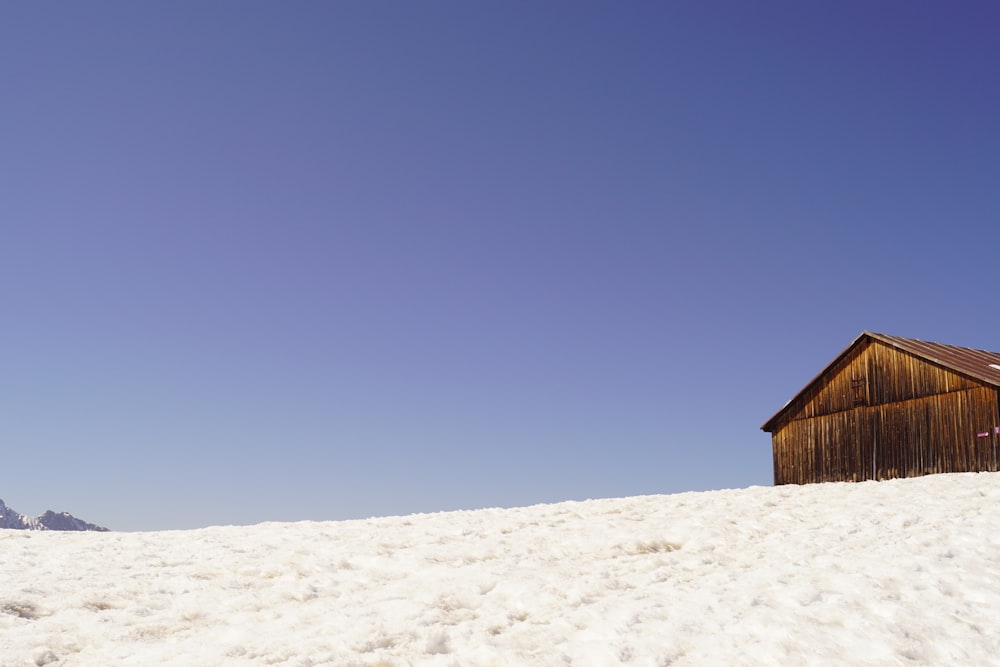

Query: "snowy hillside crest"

xmin=2 ymin=473 xmax=999 ymax=665
xmin=0 ymin=498 xmax=108 ymax=531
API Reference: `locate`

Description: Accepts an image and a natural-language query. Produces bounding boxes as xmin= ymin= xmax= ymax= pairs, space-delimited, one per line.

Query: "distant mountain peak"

xmin=0 ymin=498 xmax=108 ymax=532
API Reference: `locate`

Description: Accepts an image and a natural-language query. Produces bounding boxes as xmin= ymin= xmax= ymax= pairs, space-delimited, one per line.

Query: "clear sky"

xmin=4 ymin=2 xmax=999 ymax=531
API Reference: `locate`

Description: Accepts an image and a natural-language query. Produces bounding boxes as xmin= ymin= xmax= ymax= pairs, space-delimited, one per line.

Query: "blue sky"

xmin=3 ymin=2 xmax=999 ymax=530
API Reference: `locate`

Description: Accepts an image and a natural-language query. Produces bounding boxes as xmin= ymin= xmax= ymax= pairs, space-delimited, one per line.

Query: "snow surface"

xmin=3 ymin=473 xmax=1000 ymax=666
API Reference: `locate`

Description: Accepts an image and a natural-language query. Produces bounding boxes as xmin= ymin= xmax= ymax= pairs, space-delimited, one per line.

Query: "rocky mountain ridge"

xmin=0 ymin=498 xmax=108 ymax=531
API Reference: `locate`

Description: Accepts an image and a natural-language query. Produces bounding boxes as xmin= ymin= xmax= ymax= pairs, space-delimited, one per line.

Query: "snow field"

xmin=2 ymin=472 xmax=1000 ymax=665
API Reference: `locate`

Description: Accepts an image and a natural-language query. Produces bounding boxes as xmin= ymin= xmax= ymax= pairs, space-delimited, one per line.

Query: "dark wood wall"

xmin=770 ymin=340 xmax=1000 ymax=485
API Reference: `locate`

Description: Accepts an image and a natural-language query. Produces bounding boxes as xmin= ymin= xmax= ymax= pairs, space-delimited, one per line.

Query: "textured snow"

xmin=2 ymin=473 xmax=1000 ymax=666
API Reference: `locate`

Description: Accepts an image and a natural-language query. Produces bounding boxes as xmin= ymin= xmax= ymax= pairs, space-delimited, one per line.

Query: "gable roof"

xmin=761 ymin=331 xmax=1000 ymax=433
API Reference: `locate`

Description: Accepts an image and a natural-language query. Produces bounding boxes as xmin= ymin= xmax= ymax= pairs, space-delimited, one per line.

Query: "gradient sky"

xmin=4 ymin=2 xmax=999 ymax=531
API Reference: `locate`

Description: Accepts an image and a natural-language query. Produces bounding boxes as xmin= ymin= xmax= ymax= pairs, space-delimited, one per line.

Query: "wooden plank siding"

xmin=767 ymin=338 xmax=1000 ymax=485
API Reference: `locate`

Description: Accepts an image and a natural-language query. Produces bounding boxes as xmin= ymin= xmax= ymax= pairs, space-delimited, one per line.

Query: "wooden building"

xmin=761 ymin=332 xmax=1000 ymax=485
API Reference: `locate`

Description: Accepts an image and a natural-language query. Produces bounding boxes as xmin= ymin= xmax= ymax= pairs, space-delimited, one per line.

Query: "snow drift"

xmin=2 ymin=473 xmax=999 ymax=665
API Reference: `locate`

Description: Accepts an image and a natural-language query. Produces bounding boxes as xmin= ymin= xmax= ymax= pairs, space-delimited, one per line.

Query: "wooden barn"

xmin=761 ymin=332 xmax=1000 ymax=485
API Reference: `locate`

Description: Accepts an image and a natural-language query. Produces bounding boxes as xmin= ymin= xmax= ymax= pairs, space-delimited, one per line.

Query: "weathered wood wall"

xmin=770 ymin=340 xmax=1000 ymax=485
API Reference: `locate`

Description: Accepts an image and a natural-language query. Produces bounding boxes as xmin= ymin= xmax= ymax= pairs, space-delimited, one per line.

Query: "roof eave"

xmin=760 ymin=331 xmax=874 ymax=433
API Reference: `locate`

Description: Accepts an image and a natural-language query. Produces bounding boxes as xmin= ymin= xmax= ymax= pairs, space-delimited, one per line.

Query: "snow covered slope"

xmin=0 ymin=499 xmax=107 ymax=532
xmin=2 ymin=473 xmax=999 ymax=665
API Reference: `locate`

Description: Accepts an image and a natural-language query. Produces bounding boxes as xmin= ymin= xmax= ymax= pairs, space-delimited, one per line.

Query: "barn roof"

xmin=761 ymin=331 xmax=1000 ymax=432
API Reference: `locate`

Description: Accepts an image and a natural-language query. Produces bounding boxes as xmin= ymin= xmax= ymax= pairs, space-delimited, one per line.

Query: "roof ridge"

xmin=872 ymin=332 xmax=1000 ymax=356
